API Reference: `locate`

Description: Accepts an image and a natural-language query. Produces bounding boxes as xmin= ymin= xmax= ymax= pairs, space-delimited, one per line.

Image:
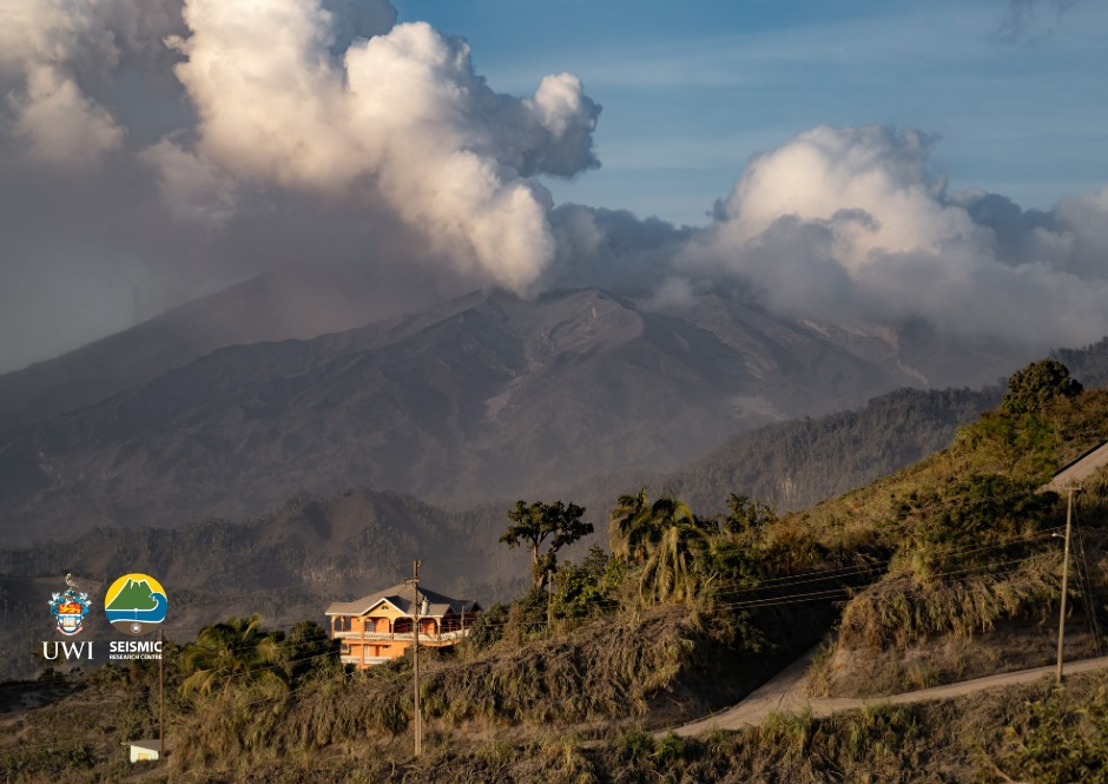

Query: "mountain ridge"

xmin=0 ymin=277 xmax=1093 ymax=545
xmin=0 ymin=285 xmax=929 ymax=540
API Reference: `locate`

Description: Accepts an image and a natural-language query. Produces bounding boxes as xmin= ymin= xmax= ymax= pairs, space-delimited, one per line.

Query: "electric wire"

xmin=1072 ymin=506 xmax=1105 ymax=657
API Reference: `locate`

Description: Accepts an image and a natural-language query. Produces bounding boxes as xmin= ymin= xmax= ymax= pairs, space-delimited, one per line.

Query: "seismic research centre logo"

xmin=105 ymin=572 xmax=168 ymax=636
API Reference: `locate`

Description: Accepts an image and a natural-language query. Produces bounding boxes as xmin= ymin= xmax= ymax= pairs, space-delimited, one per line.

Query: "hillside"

xmin=653 ymin=385 xmax=1002 ymax=514
xmin=0 ymin=369 xmax=1067 ymax=684
xmin=6 ymin=640 xmax=1108 ymax=783
xmin=0 ymin=283 xmax=1044 ymax=545
xmin=5 ymin=350 xmax=1107 ymax=685
xmin=1055 ymin=336 xmax=1108 ymax=390
xmin=641 ymin=339 xmax=1108 ymax=516
xmin=794 ymin=384 xmax=1108 ymax=697
xmin=0 ymin=268 xmax=396 ymax=430
xmin=2 ymin=360 xmax=1107 ymax=782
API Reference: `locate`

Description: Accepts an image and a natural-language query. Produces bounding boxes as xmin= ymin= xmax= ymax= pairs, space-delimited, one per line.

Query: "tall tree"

xmin=500 ymin=500 xmax=593 ymax=587
xmin=1001 ymin=359 xmax=1083 ymax=415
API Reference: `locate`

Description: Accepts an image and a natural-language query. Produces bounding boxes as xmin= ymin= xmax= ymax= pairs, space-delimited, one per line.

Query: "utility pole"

xmin=1057 ymin=486 xmax=1079 ymax=683
xmin=158 ymin=628 xmax=165 ymax=758
xmin=546 ymin=567 xmax=554 ymax=635
xmin=406 ymin=561 xmax=423 ymax=756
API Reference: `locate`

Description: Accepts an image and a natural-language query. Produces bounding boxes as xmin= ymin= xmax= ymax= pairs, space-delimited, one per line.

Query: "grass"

xmin=840 ymin=557 xmax=1063 ymax=652
xmin=792 ymin=387 xmax=1108 ymax=698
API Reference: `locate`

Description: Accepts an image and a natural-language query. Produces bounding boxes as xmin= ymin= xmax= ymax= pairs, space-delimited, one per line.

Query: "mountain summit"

xmin=105 ymin=578 xmax=158 ymax=612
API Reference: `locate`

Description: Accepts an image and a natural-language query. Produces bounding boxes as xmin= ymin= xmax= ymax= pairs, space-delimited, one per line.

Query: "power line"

xmin=707 ymin=527 xmax=1063 ymax=603
xmin=1072 ymin=507 xmax=1104 ymax=658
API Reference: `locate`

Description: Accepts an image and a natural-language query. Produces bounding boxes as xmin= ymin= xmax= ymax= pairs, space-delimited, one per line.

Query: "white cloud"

xmin=676 ymin=124 xmax=1108 ymax=351
xmin=713 ymin=125 xmax=988 ymax=270
xmin=1050 ymin=185 xmax=1108 ymax=275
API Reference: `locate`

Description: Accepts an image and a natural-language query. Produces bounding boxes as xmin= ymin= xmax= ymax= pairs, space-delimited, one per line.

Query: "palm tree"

xmin=636 ymin=496 xmax=711 ymax=604
xmin=608 ymin=488 xmax=653 ymax=562
xmin=181 ymin=614 xmax=288 ymax=698
xmin=611 ymin=491 xmax=714 ymax=604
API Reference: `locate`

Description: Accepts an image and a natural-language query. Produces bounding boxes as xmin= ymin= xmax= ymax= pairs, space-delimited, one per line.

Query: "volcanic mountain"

xmin=0 ymin=277 xmax=1040 ymax=543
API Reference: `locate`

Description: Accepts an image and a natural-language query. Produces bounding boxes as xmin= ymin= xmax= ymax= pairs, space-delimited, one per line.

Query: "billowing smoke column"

xmin=1 ymin=0 xmax=600 ymax=297
xmin=0 ymin=0 xmax=178 ymax=168
xmin=151 ymin=0 xmax=600 ymax=294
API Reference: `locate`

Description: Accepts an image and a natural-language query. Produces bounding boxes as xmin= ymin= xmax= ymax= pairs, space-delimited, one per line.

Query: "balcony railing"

xmin=340 ymin=654 xmax=390 ymax=666
xmin=332 ymin=628 xmax=472 ymax=643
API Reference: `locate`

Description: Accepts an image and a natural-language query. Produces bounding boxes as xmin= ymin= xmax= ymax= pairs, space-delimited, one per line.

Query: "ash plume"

xmin=0 ymin=1 xmax=1106 ymax=374
xmin=0 ymin=0 xmax=600 ymax=371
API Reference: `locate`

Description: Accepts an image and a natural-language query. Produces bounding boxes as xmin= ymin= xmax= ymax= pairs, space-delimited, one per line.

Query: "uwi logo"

xmin=105 ymin=573 xmax=168 ymax=636
xmin=42 ymin=639 xmax=94 ymax=661
xmin=48 ymin=580 xmax=92 ymax=637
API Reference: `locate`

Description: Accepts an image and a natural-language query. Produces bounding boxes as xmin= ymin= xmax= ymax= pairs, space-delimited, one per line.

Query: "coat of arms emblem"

xmin=49 ymin=575 xmax=92 ymax=636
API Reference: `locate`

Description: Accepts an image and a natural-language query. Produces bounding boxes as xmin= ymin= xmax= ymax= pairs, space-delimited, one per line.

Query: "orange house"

xmin=325 ymin=583 xmax=481 ymax=669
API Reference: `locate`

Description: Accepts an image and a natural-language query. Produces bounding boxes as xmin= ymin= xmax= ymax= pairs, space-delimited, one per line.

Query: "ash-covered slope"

xmin=0 ymin=268 xmax=411 ymax=430
xmin=0 ymin=284 xmax=1016 ymax=542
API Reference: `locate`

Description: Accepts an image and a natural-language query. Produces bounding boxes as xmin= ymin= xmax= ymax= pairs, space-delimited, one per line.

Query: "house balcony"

xmin=332 ymin=629 xmax=472 ymax=643
xmin=340 ymin=654 xmax=390 ymax=667
xmin=333 ymin=631 xmax=398 ymax=641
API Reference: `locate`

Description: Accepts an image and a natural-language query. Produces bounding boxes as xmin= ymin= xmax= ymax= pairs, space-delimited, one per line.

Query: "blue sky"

xmin=394 ymin=0 xmax=1108 ymax=226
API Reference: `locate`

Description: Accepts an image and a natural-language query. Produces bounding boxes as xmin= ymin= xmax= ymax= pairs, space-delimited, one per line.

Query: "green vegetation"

xmin=500 ymin=499 xmax=594 ymax=587
xmin=610 ymin=491 xmax=712 ymax=603
xmin=2 ymin=358 xmax=1106 ymax=782
xmin=1001 ymin=677 xmax=1108 ymax=782
xmin=180 ymin=614 xmax=289 ymax=698
xmin=799 ymin=362 xmax=1108 ymax=696
xmin=1002 ymin=358 xmax=1084 ymax=416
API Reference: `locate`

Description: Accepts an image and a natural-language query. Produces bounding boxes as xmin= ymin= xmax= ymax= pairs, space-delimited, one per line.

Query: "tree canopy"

xmin=608 ymin=489 xmax=720 ymax=604
xmin=180 ymin=614 xmax=288 ymax=698
xmin=500 ymin=499 xmax=593 ymax=586
xmin=1001 ymin=359 xmax=1083 ymax=416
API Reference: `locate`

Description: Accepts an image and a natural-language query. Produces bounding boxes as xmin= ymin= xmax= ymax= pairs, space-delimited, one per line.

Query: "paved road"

xmin=665 ymin=653 xmax=1108 ymax=737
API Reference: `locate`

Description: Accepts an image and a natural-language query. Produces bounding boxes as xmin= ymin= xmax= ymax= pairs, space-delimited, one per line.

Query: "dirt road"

xmin=666 ymin=653 xmax=1108 ymax=737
